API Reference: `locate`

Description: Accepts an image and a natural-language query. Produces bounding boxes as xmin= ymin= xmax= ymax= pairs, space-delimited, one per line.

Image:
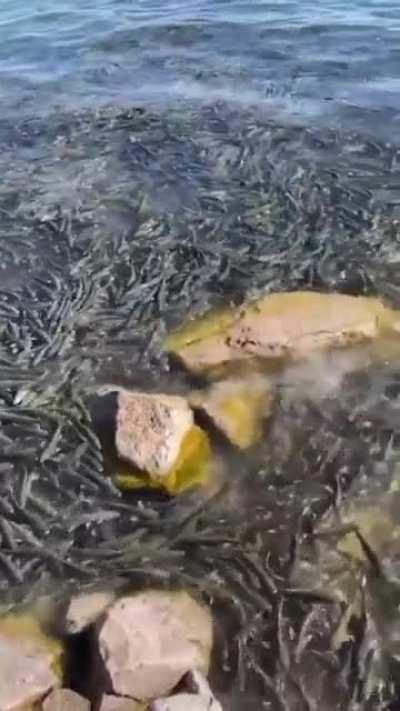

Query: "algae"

xmin=114 ymin=425 xmax=211 ymax=495
xmin=165 ymin=305 xmax=236 ymax=352
xmin=190 ymin=377 xmax=273 ymax=449
xmin=0 ymin=612 xmax=64 ymax=681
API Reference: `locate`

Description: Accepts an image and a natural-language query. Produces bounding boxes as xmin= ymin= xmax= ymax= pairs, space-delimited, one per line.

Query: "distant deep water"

xmin=1 ymin=0 xmax=400 ymax=139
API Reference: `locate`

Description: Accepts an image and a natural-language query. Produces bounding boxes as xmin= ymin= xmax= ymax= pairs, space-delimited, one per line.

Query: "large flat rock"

xmin=165 ymin=291 xmax=400 ymax=374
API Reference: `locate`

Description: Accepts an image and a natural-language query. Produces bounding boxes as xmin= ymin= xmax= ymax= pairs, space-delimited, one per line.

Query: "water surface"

xmin=1 ymin=0 xmax=400 ymax=138
xmin=2 ymin=1 xmax=400 ymax=709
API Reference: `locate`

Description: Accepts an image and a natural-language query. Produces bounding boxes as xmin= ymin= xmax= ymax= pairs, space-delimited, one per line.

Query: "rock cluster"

xmin=111 ymin=377 xmax=273 ymax=493
xmin=106 ymin=291 xmax=400 ymax=495
xmin=5 ymin=290 xmax=400 ymax=710
xmin=0 ymin=590 xmax=219 ymax=711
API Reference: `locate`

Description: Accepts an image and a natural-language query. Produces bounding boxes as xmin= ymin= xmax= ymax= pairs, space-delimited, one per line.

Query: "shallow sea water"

xmin=2 ymin=1 xmax=400 ymax=708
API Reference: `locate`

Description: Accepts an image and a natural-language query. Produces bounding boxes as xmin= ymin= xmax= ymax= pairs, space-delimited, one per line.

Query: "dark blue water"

xmin=2 ymin=0 xmax=400 ymax=139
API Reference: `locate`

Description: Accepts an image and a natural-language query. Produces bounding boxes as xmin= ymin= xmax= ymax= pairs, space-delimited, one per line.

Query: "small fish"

xmin=40 ymin=424 xmax=63 ymax=463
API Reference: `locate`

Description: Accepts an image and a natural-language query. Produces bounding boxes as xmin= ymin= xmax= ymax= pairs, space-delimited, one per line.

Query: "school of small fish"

xmin=1 ymin=102 xmax=400 ymax=708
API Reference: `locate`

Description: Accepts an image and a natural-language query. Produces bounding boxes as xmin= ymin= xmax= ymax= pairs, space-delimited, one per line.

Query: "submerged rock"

xmin=0 ymin=612 xmax=63 ymax=710
xmin=114 ymin=390 xmax=211 ymax=494
xmin=165 ymin=291 xmax=400 ymax=375
xmin=96 ymin=590 xmax=213 ymax=702
xmin=42 ymin=688 xmax=90 ymax=711
xmin=189 ymin=375 xmax=274 ymax=449
xmin=65 ymin=590 xmax=116 ymax=634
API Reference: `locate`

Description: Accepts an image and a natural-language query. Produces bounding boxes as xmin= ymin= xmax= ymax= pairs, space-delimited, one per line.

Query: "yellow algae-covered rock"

xmin=165 ymin=305 xmax=238 ymax=377
xmin=114 ymin=390 xmax=211 ymax=495
xmin=0 ymin=613 xmax=63 ymax=711
xmin=169 ymin=333 xmax=234 ymax=379
xmin=165 ymin=290 xmax=400 ymax=375
xmin=229 ymin=291 xmax=396 ymax=356
xmin=189 ymin=375 xmax=274 ymax=449
xmin=166 ymin=304 xmax=236 ymax=352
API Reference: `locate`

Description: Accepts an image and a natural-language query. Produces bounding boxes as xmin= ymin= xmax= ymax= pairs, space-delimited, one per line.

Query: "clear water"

xmin=2 ymin=2 xmax=400 ymax=708
xmin=1 ymin=0 xmax=400 ymax=138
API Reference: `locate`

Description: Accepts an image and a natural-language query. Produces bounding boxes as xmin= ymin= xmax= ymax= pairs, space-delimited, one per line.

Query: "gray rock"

xmin=42 ymin=688 xmax=90 ymax=710
xmin=97 ymin=590 xmax=213 ymax=702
